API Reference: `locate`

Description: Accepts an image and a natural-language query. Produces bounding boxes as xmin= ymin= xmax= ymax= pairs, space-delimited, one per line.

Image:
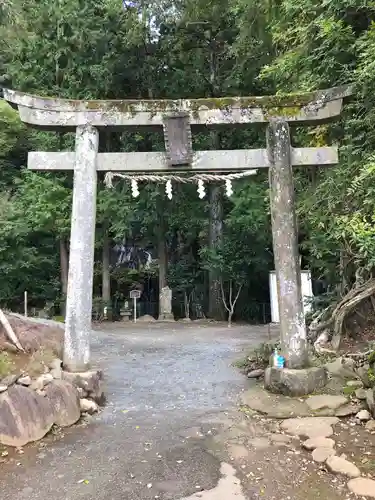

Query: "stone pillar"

xmin=267 ymin=120 xmax=307 ymax=369
xmin=64 ymin=124 xmax=99 ymax=372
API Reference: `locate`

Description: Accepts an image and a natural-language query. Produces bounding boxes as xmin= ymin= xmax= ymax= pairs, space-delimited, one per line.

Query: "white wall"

xmin=269 ymin=270 xmax=313 ymax=323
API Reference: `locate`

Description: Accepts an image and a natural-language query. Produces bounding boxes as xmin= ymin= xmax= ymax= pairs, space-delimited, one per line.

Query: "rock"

xmin=0 ymin=385 xmax=8 ymax=393
xmin=0 ymin=385 xmax=54 ymax=447
xmin=356 ymin=364 xmax=371 ymax=387
xmin=280 ymin=417 xmax=339 ymax=439
xmin=50 ymin=367 xmax=62 ymax=380
xmin=269 ymin=433 xmax=292 ymax=445
xmin=1 ymin=374 xmax=20 ymax=387
xmin=80 ymin=398 xmax=99 ymax=414
xmin=356 ymin=409 xmax=371 ymax=421
xmin=30 ymin=373 xmax=54 ymax=391
xmin=346 ymin=380 xmax=363 ymax=388
xmin=264 ymin=366 xmax=327 ymax=397
xmin=366 ymin=388 xmax=375 ymax=417
xmin=247 ymin=369 xmax=265 ymax=379
xmin=335 ymin=402 xmax=363 ymax=417
xmin=326 ymin=455 xmax=361 ymax=478
xmin=240 ymin=386 xmax=311 ymax=418
xmin=35 ymin=389 xmax=46 ymax=397
xmin=45 ymin=380 xmax=80 ymax=427
xmin=17 ymin=376 xmax=31 ymax=387
xmin=306 ymin=395 xmax=347 ymax=411
xmin=325 ymin=357 xmax=356 ymax=379
xmin=302 ymin=437 xmax=335 ymax=451
xmin=62 ymin=370 xmax=104 ymax=404
xmin=312 ymin=447 xmax=336 ymax=463
xmin=49 ymin=358 xmax=62 ymax=370
xmin=355 ymin=388 xmax=367 ymax=400
xmin=347 ymin=478 xmax=375 ymax=498
xmin=365 ymin=420 xmax=375 ymax=431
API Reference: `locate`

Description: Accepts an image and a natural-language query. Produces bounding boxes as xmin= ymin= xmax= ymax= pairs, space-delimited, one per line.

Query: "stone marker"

xmin=312 ymin=447 xmax=335 ymax=463
xmin=326 ymin=455 xmax=361 ymax=478
xmin=347 ymin=477 xmax=375 ymax=498
xmin=159 ymin=286 xmax=174 ymax=321
xmin=302 ymin=437 xmax=335 ymax=451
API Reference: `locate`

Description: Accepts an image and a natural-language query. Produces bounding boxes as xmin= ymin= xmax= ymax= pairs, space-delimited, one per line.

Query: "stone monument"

xmin=159 ymin=286 xmax=174 ymax=321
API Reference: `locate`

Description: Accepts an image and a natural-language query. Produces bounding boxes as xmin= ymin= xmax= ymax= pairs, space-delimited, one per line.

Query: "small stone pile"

xmin=0 ymin=359 xmax=104 ymax=447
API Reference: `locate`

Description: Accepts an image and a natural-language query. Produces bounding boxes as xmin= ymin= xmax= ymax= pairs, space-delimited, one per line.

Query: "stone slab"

xmin=302 ymin=437 xmax=335 ymax=450
xmin=312 ymin=447 xmax=336 ymax=463
xmin=306 ymin=395 xmax=347 ymax=411
xmin=280 ymin=417 xmax=339 ymax=439
xmin=347 ymin=478 xmax=375 ymax=498
xmin=326 ymin=455 xmax=360 ymax=478
xmin=264 ymin=366 xmax=328 ymax=397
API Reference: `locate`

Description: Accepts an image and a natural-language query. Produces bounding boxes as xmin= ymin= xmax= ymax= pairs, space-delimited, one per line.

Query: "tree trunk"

xmin=208 ymin=182 xmax=225 ymax=320
xmin=59 ymin=238 xmax=69 ymax=317
xmin=102 ymin=229 xmax=111 ymax=305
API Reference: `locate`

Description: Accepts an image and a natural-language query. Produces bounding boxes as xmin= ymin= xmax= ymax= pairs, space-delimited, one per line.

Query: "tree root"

xmin=309 ymin=278 xmax=375 ymax=351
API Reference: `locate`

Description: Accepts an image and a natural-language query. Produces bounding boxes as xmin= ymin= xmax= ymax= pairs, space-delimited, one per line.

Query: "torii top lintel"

xmin=3 ymin=85 xmax=352 ymax=129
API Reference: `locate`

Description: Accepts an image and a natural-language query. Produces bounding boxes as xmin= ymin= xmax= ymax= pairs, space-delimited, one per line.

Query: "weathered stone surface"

xmin=49 ymin=358 xmax=62 ymax=370
xmin=247 ymin=369 xmax=265 ymax=379
xmin=306 ymin=395 xmax=347 ymax=411
xmin=280 ymin=417 xmax=339 ymax=439
xmin=365 ymin=420 xmax=375 ymax=431
xmin=302 ymin=437 xmax=335 ymax=451
xmin=366 ymin=388 xmax=375 ymax=417
xmin=312 ymin=447 xmax=335 ymax=463
xmin=62 ymin=370 xmax=104 ymax=403
xmin=240 ymin=386 xmax=310 ymax=418
xmin=326 ymin=455 xmax=361 ymax=478
xmin=347 ymin=477 xmax=375 ymax=498
xmin=355 ymin=388 xmax=367 ymax=400
xmin=356 ymin=409 xmax=371 ymax=421
xmin=17 ymin=375 xmax=31 ymax=386
xmin=0 ymin=385 xmax=54 ymax=447
xmin=269 ymin=433 xmax=292 ymax=445
xmin=264 ymin=366 xmax=327 ymax=397
xmin=346 ymin=380 xmax=363 ymax=388
xmin=0 ymin=384 xmax=8 ymax=393
xmin=1 ymin=374 xmax=20 ymax=387
xmin=50 ymin=367 xmax=62 ymax=380
xmin=80 ymin=398 xmax=99 ymax=414
xmin=30 ymin=373 xmax=54 ymax=391
xmin=335 ymin=402 xmax=363 ymax=417
xmin=356 ymin=364 xmax=371 ymax=387
xmin=45 ymin=380 xmax=80 ymax=427
xmin=325 ymin=357 xmax=356 ymax=379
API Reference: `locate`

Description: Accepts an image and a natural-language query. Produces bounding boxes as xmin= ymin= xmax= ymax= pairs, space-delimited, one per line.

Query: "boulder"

xmin=45 ymin=380 xmax=80 ymax=427
xmin=325 ymin=357 xmax=356 ymax=379
xmin=247 ymin=369 xmax=265 ymax=379
xmin=0 ymin=385 xmax=54 ymax=447
xmin=0 ymin=385 xmax=7 ymax=393
xmin=355 ymin=388 xmax=367 ymax=400
xmin=326 ymin=455 xmax=361 ymax=478
xmin=280 ymin=417 xmax=339 ymax=439
xmin=306 ymin=395 xmax=347 ymax=412
xmin=356 ymin=409 xmax=371 ymax=421
xmin=312 ymin=447 xmax=335 ymax=463
xmin=335 ymin=402 xmax=363 ymax=417
xmin=264 ymin=366 xmax=327 ymax=397
xmin=30 ymin=373 xmax=54 ymax=391
xmin=347 ymin=478 xmax=375 ymax=498
xmin=356 ymin=364 xmax=371 ymax=387
xmin=365 ymin=420 xmax=375 ymax=431
xmin=80 ymin=398 xmax=99 ymax=414
xmin=62 ymin=370 xmax=104 ymax=403
xmin=366 ymin=388 xmax=375 ymax=417
xmin=302 ymin=437 xmax=335 ymax=451
xmin=1 ymin=374 xmax=20 ymax=387
xmin=346 ymin=380 xmax=363 ymax=388
xmin=17 ymin=375 xmax=31 ymax=387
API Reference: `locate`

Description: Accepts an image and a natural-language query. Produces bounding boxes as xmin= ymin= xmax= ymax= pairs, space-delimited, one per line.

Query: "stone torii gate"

xmin=3 ymin=86 xmax=351 ymax=373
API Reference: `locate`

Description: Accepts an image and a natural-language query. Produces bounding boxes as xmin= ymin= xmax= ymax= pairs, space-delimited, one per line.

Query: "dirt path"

xmin=0 ymin=323 xmax=356 ymax=499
